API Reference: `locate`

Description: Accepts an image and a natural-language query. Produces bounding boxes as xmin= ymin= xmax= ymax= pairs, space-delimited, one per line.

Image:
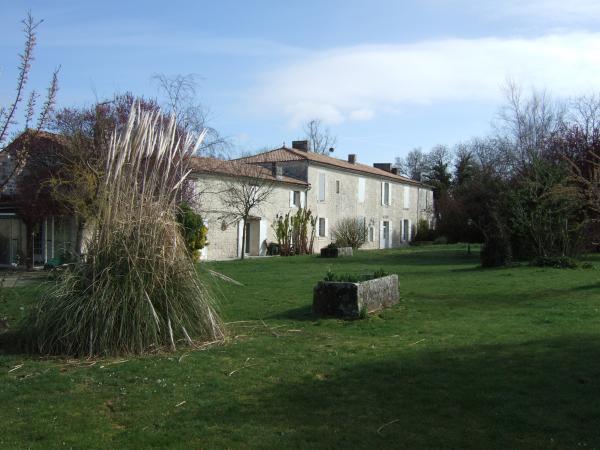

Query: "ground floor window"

xmin=368 ymin=226 xmax=374 ymax=242
xmin=403 ymin=219 xmax=410 ymax=241
xmin=292 ymin=190 xmax=301 ymax=207
xmin=318 ymin=217 xmax=327 ymax=237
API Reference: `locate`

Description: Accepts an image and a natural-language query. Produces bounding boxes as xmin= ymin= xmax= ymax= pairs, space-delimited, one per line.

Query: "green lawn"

xmin=1 ymin=245 xmax=600 ymax=448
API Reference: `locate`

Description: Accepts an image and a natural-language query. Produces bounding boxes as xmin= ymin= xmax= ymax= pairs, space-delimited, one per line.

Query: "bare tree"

xmin=220 ymin=163 xmax=275 ymax=259
xmin=395 ymin=147 xmax=428 ymax=181
xmin=303 ymin=119 xmax=337 ymax=154
xmin=496 ymin=80 xmax=565 ymax=172
xmin=152 ymin=73 xmax=228 ymax=157
xmin=570 ymin=94 xmax=600 ymax=143
xmin=0 ymin=12 xmax=60 ymax=190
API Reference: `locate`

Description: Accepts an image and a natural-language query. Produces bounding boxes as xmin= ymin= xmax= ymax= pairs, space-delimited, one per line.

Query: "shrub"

xmin=480 ymin=237 xmax=513 ymax=268
xmin=413 ymin=218 xmax=436 ymax=242
xmin=531 ymin=256 xmax=579 ymax=269
xmin=272 ymin=209 xmax=316 ymax=256
xmin=330 ymin=217 xmax=367 ymax=249
xmin=323 ymin=268 xmax=388 ymax=282
xmin=433 ymin=236 xmax=448 ymax=245
xmin=20 ymin=106 xmax=224 ymax=356
xmin=177 ymin=202 xmax=208 ymax=262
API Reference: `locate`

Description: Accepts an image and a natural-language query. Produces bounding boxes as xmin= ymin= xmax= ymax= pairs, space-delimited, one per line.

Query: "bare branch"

xmin=219 ymin=163 xmax=275 ymax=259
xmin=303 ymin=119 xmax=337 ymax=154
xmin=0 ymin=12 xmax=42 ymax=145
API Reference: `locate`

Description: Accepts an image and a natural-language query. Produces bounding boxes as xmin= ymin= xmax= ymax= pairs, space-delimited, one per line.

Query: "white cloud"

xmin=499 ymin=0 xmax=600 ymax=22
xmin=349 ymin=109 xmax=375 ymax=121
xmin=254 ymin=32 xmax=600 ymax=126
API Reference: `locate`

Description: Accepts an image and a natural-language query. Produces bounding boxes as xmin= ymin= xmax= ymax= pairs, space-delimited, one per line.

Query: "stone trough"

xmin=313 ymin=274 xmax=399 ymax=319
xmin=320 ymin=246 xmax=353 ymax=258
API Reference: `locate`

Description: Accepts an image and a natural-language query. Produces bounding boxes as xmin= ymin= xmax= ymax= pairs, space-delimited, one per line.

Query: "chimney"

xmin=271 ymin=162 xmax=283 ymax=180
xmin=373 ymin=163 xmax=392 ymax=172
xmin=348 ymin=154 xmax=357 ymax=164
xmin=391 ymin=167 xmax=399 ymax=175
xmin=292 ymin=140 xmax=309 ymax=152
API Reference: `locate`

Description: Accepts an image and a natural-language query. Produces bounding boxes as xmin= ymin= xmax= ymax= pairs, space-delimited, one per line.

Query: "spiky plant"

xmin=21 ymin=106 xmax=224 ymax=356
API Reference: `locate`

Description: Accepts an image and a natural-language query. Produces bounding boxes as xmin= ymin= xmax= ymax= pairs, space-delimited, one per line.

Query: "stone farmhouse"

xmin=0 ymin=134 xmax=433 ymax=266
xmin=193 ymin=140 xmax=434 ymax=260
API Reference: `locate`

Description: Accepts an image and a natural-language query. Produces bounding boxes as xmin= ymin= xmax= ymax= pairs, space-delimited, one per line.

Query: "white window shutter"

xmin=379 ymin=221 xmax=384 ymax=249
xmin=319 ymin=173 xmax=326 ymax=201
xmin=289 ymin=190 xmax=294 ymax=207
xmin=300 ymin=191 xmax=306 ymax=208
xmin=388 ymin=221 xmax=393 ymax=248
xmin=358 ymin=178 xmax=365 ymax=203
xmin=237 ymin=220 xmax=244 ymax=257
xmin=381 ymin=182 xmax=385 ymax=205
xmin=388 ymin=183 xmax=393 ymax=206
xmin=324 ymin=218 xmax=328 ymax=237
xmin=407 ymin=220 xmax=411 ymax=241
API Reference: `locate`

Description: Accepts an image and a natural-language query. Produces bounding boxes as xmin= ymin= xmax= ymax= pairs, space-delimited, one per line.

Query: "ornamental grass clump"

xmin=21 ymin=106 xmax=224 ymax=356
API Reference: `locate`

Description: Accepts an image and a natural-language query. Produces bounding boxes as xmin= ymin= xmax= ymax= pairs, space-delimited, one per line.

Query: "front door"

xmin=245 ymin=222 xmax=251 ymax=254
xmin=380 ymin=221 xmax=390 ymax=249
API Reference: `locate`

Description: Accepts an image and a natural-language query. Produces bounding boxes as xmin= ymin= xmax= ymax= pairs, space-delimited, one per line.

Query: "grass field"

xmin=1 ymin=245 xmax=599 ymax=448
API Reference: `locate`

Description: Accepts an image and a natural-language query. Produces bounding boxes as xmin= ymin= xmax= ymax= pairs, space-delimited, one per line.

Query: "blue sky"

xmin=2 ymin=0 xmax=600 ymax=164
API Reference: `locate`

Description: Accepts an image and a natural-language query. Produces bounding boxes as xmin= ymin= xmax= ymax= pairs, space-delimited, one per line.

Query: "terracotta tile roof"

xmin=3 ymin=130 xmax=68 ymax=155
xmin=189 ymin=156 xmax=307 ymax=186
xmin=235 ymin=147 xmax=428 ymax=187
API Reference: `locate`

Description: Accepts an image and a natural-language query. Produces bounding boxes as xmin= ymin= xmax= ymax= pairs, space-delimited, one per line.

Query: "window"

xmin=368 ymin=226 xmax=374 ymax=242
xmin=358 ymin=178 xmax=365 ymax=203
xmin=318 ymin=217 xmax=327 ymax=237
xmin=382 ymin=182 xmax=390 ymax=206
xmin=290 ymin=190 xmax=304 ymax=208
xmin=403 ymin=186 xmax=410 ymax=209
xmin=336 ymin=180 xmax=340 ymax=194
xmin=403 ymin=219 xmax=410 ymax=241
xmin=318 ymin=173 xmax=326 ymax=202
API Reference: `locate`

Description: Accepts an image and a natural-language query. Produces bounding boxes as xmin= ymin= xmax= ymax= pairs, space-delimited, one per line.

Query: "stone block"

xmin=313 ymin=274 xmax=399 ymax=319
xmin=320 ymin=246 xmax=353 ymax=258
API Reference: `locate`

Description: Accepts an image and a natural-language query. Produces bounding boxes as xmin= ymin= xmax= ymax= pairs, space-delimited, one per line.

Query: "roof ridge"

xmin=233 ymin=146 xmax=307 ymax=162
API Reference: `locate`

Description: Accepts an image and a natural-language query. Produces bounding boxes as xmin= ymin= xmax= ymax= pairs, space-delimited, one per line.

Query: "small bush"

xmin=177 ymin=202 xmax=208 ymax=262
xmin=323 ymin=268 xmax=388 ymax=282
xmin=531 ymin=256 xmax=579 ymax=269
xmin=413 ymin=219 xmax=435 ymax=242
xmin=433 ymin=236 xmax=448 ymax=245
xmin=373 ymin=268 xmax=388 ymax=279
xmin=358 ymin=306 xmax=369 ymax=319
xmin=330 ymin=218 xmax=367 ymax=249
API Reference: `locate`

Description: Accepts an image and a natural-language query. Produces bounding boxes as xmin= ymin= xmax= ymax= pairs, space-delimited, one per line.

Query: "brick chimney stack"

xmin=348 ymin=154 xmax=357 ymax=164
xmin=292 ymin=140 xmax=309 ymax=152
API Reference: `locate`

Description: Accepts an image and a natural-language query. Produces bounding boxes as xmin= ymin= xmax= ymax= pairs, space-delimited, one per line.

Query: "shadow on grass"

xmin=0 ymin=330 xmax=25 ymax=355
xmin=266 ymin=305 xmax=317 ymax=321
xmin=350 ymin=249 xmax=481 ymax=267
xmin=202 ymin=335 xmax=600 ymax=448
xmin=572 ymin=283 xmax=600 ymax=291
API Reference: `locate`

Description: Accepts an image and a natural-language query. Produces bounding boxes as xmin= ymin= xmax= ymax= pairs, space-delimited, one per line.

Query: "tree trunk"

xmin=240 ymin=217 xmax=246 ymax=260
